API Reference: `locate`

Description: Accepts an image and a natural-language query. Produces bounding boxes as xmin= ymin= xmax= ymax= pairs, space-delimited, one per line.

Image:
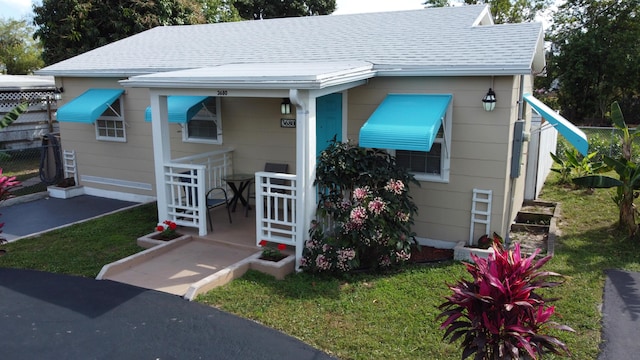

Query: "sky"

xmin=0 ymin=0 xmax=426 ymax=20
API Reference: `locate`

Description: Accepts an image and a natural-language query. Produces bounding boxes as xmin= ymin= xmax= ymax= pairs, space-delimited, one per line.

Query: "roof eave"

xmin=375 ymin=66 xmax=536 ymax=77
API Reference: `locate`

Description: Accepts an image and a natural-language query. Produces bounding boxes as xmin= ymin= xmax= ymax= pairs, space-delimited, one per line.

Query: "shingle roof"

xmin=37 ymin=5 xmax=544 ymax=77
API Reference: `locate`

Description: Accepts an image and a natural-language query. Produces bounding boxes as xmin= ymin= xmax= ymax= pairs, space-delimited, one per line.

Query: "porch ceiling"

xmin=120 ymin=61 xmax=375 ymax=89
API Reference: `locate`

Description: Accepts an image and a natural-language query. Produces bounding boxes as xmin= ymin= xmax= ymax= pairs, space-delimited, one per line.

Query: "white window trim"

xmin=182 ymin=97 xmax=222 ymax=145
xmin=95 ymin=97 xmax=126 ymax=142
xmin=393 ymin=103 xmax=452 ymax=183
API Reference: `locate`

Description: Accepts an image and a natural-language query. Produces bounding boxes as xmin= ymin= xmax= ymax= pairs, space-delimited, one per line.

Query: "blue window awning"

xmin=523 ymin=93 xmax=588 ymax=156
xmin=359 ymin=94 xmax=452 ymax=152
xmin=56 ymin=88 xmax=124 ymax=123
xmin=144 ymin=96 xmax=209 ymax=123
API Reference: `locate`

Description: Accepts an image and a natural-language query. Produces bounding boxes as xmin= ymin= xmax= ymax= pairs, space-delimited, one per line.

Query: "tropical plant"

xmin=0 ymin=102 xmax=28 ymax=129
xmin=550 ymin=148 xmax=604 ymax=184
xmin=258 ymin=240 xmax=287 ymax=261
xmin=476 ymin=232 xmax=503 ymax=249
xmin=438 ymin=241 xmax=574 ymax=360
xmin=573 ymin=101 xmax=640 ymax=238
xmin=300 ymin=139 xmax=419 ymax=273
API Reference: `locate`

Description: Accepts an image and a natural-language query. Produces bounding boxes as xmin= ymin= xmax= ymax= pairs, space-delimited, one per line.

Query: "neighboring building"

xmin=0 ymin=75 xmax=60 ymax=150
xmin=36 ymin=5 xmax=587 ymax=266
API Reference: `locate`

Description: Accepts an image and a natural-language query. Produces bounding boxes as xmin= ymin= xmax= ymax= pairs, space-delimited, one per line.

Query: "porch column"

xmin=291 ymin=89 xmax=316 ymax=270
xmin=149 ymin=92 xmax=171 ymax=222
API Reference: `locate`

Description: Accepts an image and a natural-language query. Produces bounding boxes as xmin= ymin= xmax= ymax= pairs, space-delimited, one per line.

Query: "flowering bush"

xmin=259 ymin=240 xmax=287 ymax=261
xmin=0 ymin=168 xmax=20 ymax=244
xmin=438 ymin=241 xmax=574 ymax=360
xmin=300 ymin=139 xmax=419 ymax=273
xmin=155 ymin=220 xmax=179 ymax=240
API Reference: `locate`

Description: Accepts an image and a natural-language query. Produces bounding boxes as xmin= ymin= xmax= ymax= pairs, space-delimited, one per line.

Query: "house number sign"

xmin=280 ymin=118 xmax=296 ymax=128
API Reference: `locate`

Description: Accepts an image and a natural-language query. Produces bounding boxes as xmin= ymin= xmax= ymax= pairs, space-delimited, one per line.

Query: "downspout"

xmin=289 ymin=89 xmax=309 ymax=271
xmin=506 ymin=75 xmax=526 ymax=245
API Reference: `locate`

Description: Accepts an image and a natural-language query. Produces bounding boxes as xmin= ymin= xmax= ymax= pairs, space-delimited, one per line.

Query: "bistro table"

xmin=222 ymin=173 xmax=254 ymax=214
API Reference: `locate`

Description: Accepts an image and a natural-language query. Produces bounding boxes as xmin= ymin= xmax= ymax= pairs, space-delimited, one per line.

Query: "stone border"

xmin=453 ymin=241 xmax=494 ymax=262
xmin=137 ymin=231 xmax=191 ymax=249
xmin=47 ymin=185 xmax=85 ymax=199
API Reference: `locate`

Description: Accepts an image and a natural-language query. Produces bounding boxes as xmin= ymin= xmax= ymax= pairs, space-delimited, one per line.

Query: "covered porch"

xmin=120 ymin=62 xmax=375 ymax=268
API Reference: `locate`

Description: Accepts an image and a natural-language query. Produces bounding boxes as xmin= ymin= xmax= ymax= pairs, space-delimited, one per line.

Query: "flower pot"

xmin=137 ymin=231 xmax=190 ymax=249
xmin=250 ymin=254 xmax=295 ymax=280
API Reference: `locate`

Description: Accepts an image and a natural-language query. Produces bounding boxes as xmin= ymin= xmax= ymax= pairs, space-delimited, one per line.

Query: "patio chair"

xmin=206 ymin=187 xmax=232 ymax=230
xmin=246 ymin=163 xmax=289 ymax=217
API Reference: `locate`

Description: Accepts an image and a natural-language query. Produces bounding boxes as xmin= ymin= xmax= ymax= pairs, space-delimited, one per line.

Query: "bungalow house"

xmin=36 ymin=5 xmax=587 ymax=267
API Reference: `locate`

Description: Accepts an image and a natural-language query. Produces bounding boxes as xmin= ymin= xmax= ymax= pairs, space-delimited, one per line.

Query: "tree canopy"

xmin=547 ymin=0 xmax=640 ymax=124
xmin=0 ymin=18 xmax=44 ymax=74
xmin=233 ymin=0 xmax=335 ymax=20
xmin=422 ymin=0 xmax=552 ymax=23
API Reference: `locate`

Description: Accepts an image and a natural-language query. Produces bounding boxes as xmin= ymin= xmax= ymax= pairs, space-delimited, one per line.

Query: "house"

xmin=35 ymin=5 xmax=587 ymax=268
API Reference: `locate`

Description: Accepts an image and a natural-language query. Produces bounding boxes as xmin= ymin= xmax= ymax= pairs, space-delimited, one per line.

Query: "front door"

xmin=316 ymin=93 xmax=342 ymax=157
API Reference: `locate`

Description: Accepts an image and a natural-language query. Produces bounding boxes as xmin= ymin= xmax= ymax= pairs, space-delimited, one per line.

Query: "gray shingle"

xmin=38 ymin=5 xmax=543 ymax=77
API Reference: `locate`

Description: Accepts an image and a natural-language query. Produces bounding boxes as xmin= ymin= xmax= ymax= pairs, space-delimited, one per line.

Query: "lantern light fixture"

xmin=482 ymin=88 xmax=496 ymax=112
xmin=281 ymin=98 xmax=291 ymax=115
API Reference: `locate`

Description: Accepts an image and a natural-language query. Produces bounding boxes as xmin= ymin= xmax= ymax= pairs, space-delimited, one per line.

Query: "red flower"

xmin=156 ymin=225 xmax=164 ymax=232
xmin=277 ymin=243 xmax=286 ymax=251
xmin=259 ymin=240 xmax=267 ymax=247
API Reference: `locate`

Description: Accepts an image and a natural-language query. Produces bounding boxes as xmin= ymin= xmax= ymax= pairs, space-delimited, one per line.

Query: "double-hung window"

xmin=394 ymin=111 xmax=451 ymax=183
xmin=182 ymin=97 xmax=222 ymax=144
xmin=96 ymin=97 xmax=126 ymax=142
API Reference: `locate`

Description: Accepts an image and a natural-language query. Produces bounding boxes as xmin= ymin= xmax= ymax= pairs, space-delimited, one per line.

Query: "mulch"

xmin=410 ymin=244 xmax=454 ymax=263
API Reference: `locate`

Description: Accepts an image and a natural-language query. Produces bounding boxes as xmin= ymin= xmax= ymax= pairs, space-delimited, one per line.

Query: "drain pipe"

xmin=506 ymin=75 xmax=526 ymax=245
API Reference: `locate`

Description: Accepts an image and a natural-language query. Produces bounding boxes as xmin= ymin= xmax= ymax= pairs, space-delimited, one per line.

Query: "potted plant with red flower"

xmin=259 ymin=240 xmax=287 ymax=262
xmin=155 ymin=220 xmax=180 ymax=240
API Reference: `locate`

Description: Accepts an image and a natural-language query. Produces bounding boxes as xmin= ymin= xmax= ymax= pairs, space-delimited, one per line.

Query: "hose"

xmin=39 ymin=134 xmax=63 ymax=185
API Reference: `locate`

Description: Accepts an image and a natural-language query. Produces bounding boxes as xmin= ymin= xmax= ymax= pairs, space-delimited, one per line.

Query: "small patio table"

xmin=222 ymin=173 xmax=254 ymax=214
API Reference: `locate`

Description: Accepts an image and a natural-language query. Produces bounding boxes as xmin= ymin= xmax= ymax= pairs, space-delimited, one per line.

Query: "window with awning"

xmin=359 ymin=94 xmax=453 ymax=182
xmin=56 ymin=88 xmax=124 ymax=123
xmin=145 ymin=96 xmax=221 ymax=144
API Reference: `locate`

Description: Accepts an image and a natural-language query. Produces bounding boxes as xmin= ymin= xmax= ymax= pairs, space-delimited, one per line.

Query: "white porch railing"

xmin=255 ymin=171 xmax=298 ymax=247
xmin=164 ymin=149 xmax=233 ymax=236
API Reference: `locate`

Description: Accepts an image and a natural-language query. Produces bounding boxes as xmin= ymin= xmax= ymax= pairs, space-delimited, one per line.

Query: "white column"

xmin=291 ymin=89 xmax=316 ymax=270
xmin=149 ymin=92 xmax=171 ymax=222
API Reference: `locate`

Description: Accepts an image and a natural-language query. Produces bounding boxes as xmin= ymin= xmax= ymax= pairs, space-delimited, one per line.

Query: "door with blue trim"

xmin=316 ymin=93 xmax=342 ymax=157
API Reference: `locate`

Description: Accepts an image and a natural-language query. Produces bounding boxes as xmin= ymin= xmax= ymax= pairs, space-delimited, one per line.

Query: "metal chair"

xmin=246 ymin=163 xmax=289 ymax=217
xmin=206 ymin=187 xmax=232 ymax=230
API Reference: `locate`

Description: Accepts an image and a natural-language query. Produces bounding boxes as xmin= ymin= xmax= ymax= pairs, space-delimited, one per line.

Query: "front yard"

xmin=1 ymin=173 xmax=639 ymax=359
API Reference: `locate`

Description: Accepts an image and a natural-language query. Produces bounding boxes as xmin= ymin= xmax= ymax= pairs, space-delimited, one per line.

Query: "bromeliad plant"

xmin=438 ymin=241 xmax=574 ymax=360
xmin=300 ymin=139 xmax=419 ymax=273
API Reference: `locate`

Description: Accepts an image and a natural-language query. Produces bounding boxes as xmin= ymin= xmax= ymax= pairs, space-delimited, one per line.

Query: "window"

xmin=394 ymin=111 xmax=451 ymax=183
xmin=95 ymin=97 xmax=126 ymax=142
xmin=183 ymin=97 xmax=222 ymax=144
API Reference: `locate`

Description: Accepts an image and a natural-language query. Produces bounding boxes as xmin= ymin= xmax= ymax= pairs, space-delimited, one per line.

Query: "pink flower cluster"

xmin=396 ymin=211 xmax=410 ymax=222
xmin=315 ymin=254 xmax=331 ymax=270
xmin=384 ymin=179 xmax=405 ymax=195
xmin=367 ymin=197 xmax=386 ymax=215
xmin=352 ymin=186 xmax=370 ymax=201
xmin=350 ymin=206 xmax=367 ymax=226
xmin=396 ymin=250 xmax=411 ymax=261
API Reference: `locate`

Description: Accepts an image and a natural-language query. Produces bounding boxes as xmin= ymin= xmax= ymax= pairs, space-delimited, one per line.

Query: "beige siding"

xmin=57 ymin=78 xmax=296 ymax=196
xmin=346 ymin=76 xmax=526 ymax=244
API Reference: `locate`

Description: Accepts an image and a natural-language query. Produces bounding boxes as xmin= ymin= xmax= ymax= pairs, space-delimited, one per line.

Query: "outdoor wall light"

xmin=482 ymin=88 xmax=496 ymax=112
xmin=281 ymin=98 xmax=291 ymax=115
xmin=53 ymin=87 xmax=63 ymax=101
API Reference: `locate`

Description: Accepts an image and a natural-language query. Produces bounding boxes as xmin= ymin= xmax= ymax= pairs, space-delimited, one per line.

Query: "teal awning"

xmin=144 ymin=96 xmax=209 ymax=123
xmin=523 ymin=93 xmax=588 ymax=156
xmin=359 ymin=94 xmax=452 ymax=152
xmin=56 ymin=89 xmax=124 ymax=123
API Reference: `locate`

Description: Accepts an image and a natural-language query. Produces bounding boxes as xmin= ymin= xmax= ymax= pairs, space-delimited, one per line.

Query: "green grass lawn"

xmin=1 ymin=174 xmax=639 ymax=359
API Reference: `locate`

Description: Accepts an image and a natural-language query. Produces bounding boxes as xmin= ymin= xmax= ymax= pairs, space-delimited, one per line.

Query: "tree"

xmin=232 ymin=0 xmax=336 ymax=20
xmin=421 ymin=0 xmax=552 ymax=23
xmin=548 ymin=0 xmax=640 ymax=124
xmin=33 ymin=0 xmax=210 ymax=65
xmin=0 ymin=18 xmax=44 ymax=74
